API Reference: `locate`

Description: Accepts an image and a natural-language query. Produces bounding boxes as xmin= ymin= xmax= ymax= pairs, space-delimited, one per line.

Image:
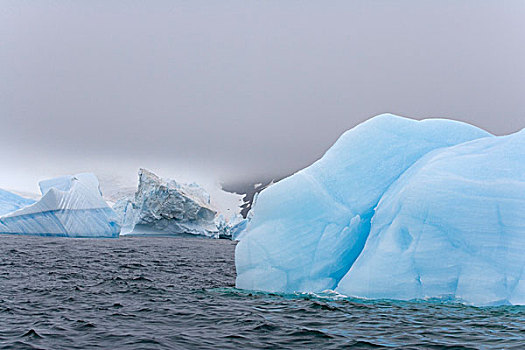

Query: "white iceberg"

xmin=234 ymin=114 xmax=525 ymax=305
xmin=0 ymin=173 xmax=120 ymax=238
xmin=115 ymin=169 xmax=244 ymax=238
xmin=216 ymin=214 xmax=249 ymax=240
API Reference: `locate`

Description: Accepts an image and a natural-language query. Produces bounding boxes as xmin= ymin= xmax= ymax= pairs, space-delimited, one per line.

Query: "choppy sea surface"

xmin=0 ymin=235 xmax=523 ymax=349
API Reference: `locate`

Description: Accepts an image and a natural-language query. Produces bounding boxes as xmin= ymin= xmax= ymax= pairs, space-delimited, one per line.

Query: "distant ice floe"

xmin=235 ymin=113 xmax=525 ymax=306
xmin=0 ymin=173 xmax=120 ymax=238
xmin=113 ymin=169 xmax=245 ymax=239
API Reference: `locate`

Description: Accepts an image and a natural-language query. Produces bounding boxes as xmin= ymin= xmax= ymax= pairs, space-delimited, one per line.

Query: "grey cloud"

xmin=1 ymin=0 xmax=524 ymax=189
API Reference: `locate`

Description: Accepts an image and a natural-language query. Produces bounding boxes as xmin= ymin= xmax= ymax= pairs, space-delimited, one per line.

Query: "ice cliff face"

xmin=0 ymin=173 xmax=120 ymax=238
xmin=235 ymin=114 xmax=525 ymax=305
xmin=114 ymin=169 xmax=243 ymax=238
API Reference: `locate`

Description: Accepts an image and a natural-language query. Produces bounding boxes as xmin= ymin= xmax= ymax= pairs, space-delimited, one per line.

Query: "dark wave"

xmin=0 ymin=234 xmax=523 ymax=349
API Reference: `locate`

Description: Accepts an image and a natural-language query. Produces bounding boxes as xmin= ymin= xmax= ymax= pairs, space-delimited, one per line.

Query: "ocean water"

xmin=0 ymin=235 xmax=523 ymax=349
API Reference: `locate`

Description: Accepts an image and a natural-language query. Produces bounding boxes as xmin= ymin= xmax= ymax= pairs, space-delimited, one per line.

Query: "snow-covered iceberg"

xmin=0 ymin=173 xmax=120 ymax=238
xmin=114 ymin=169 xmax=244 ymax=238
xmin=235 ymin=114 xmax=525 ymax=305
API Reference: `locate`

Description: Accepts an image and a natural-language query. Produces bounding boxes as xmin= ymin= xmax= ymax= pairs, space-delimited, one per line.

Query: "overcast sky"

xmin=1 ymin=1 xmax=524 ymax=193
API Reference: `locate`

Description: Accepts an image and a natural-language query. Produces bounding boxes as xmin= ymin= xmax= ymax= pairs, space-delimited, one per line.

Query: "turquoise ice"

xmin=234 ymin=114 xmax=525 ymax=305
xmin=336 ymin=129 xmax=525 ymax=305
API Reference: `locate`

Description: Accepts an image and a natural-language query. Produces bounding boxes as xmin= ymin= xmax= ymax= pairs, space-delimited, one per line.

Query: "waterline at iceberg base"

xmin=235 ymin=114 xmax=525 ymax=306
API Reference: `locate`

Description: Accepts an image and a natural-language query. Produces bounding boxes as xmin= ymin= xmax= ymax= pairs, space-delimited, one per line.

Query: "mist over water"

xmin=1 ymin=235 xmax=523 ymax=349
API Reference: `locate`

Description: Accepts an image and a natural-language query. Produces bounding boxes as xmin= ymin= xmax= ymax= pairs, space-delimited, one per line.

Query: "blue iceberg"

xmin=0 ymin=189 xmax=36 ymax=216
xmin=235 ymin=114 xmax=525 ymax=305
xmin=0 ymin=173 xmax=120 ymax=238
xmin=336 ymin=129 xmax=525 ymax=305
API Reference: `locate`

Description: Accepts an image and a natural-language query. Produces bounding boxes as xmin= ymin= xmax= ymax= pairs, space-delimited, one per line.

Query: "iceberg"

xmin=216 ymin=214 xmax=249 ymax=240
xmin=0 ymin=173 xmax=120 ymax=238
xmin=336 ymin=130 xmax=525 ymax=305
xmin=234 ymin=113 xmax=524 ymax=305
xmin=114 ymin=169 xmax=244 ymax=238
xmin=0 ymin=189 xmax=35 ymax=216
